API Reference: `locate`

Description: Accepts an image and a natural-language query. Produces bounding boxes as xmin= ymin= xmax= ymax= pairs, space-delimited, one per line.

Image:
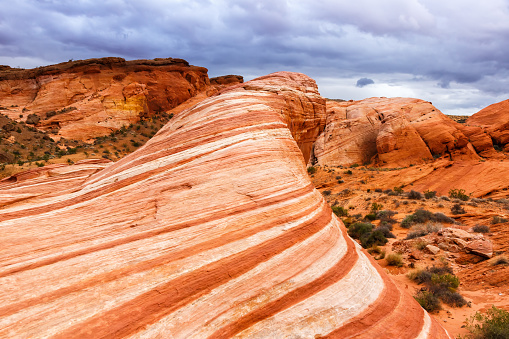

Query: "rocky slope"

xmin=312 ymin=98 xmax=502 ymax=168
xmin=0 ymin=58 xmax=213 ymax=140
xmin=467 ymin=99 xmax=509 ymax=151
xmin=0 ymin=72 xmax=448 ymax=338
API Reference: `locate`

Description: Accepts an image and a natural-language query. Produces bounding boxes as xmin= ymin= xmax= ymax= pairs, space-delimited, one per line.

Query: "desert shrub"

xmin=367 ymin=245 xmax=383 ymax=255
xmin=424 ymin=190 xmax=437 ymax=199
xmin=472 ymin=225 xmax=490 ymax=233
xmin=433 ymin=212 xmax=456 ymax=223
xmin=440 ymin=290 xmax=467 ymax=307
xmin=348 ymin=222 xmax=373 ymax=239
xmin=376 ymin=210 xmax=397 ymax=224
xmin=414 ymin=239 xmax=428 ymax=250
xmin=449 ymin=188 xmax=470 ymax=201
xmin=393 ymin=186 xmax=404 ymax=194
xmin=462 ymin=306 xmax=509 ymax=339
xmin=414 ymin=290 xmax=441 ymax=312
xmin=331 ymin=206 xmax=348 ymax=217
xmin=408 ymin=190 xmax=423 ymax=200
xmin=375 ymin=188 xmax=383 ymax=193
xmin=451 ymin=203 xmax=466 ymax=215
xmin=307 ymin=166 xmax=317 ymax=174
xmin=492 ymin=216 xmax=508 ymax=224
xmin=430 ymin=273 xmax=460 ymax=291
xmin=440 ymin=196 xmax=450 ymax=201
xmin=405 ymin=222 xmax=443 ymax=240
xmin=371 ymin=202 xmax=383 ymax=212
xmin=376 ymin=224 xmax=396 ymax=239
xmin=385 ymin=253 xmax=403 ymax=267
xmin=360 ymin=229 xmax=388 ymax=248
xmin=322 ymin=190 xmax=331 ymax=196
xmin=344 ymin=169 xmax=353 ymax=175
xmin=490 ymin=256 xmax=509 ymax=266
xmin=401 ymin=215 xmax=414 ymax=229
xmin=364 ymin=213 xmax=377 ymax=221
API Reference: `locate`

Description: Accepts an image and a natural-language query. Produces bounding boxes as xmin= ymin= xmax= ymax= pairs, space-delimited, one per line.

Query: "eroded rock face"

xmin=312 ymin=97 xmax=496 ymax=167
xmin=0 ymin=58 xmax=210 ymax=140
xmin=0 ymin=72 xmax=448 ymax=338
xmin=467 ymin=99 xmax=509 ymax=151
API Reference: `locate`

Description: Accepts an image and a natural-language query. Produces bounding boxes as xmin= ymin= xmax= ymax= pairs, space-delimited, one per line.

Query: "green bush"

xmin=414 ymin=290 xmax=441 ymax=312
xmin=451 ymin=203 xmax=466 ymax=215
xmin=385 ymin=253 xmax=403 ymax=267
xmin=462 ymin=306 xmax=509 ymax=339
xmin=371 ymin=202 xmax=383 ymax=212
xmin=307 ymin=166 xmax=317 ymax=174
xmin=424 ymin=190 xmax=437 ymax=199
xmin=449 ymin=188 xmax=470 ymax=201
xmin=364 ymin=213 xmax=377 ymax=221
xmin=348 ymin=222 xmax=373 ymax=239
xmin=331 ymin=206 xmax=348 ymax=217
xmin=408 ymin=190 xmax=423 ymax=200
xmin=360 ymin=229 xmax=388 ymax=248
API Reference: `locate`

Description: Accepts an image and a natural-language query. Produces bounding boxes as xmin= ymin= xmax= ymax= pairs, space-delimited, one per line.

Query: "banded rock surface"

xmin=0 ymin=72 xmax=448 ymax=338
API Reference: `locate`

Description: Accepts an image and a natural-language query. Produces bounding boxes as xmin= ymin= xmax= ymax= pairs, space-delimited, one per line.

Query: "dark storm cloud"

xmin=356 ymin=78 xmax=375 ymax=88
xmin=1 ymin=0 xmax=509 ymax=114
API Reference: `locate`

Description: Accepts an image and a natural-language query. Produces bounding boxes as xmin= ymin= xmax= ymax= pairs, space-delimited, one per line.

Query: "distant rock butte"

xmin=0 ymin=72 xmax=448 ymax=338
xmin=312 ymin=97 xmax=503 ymax=167
xmin=0 ymin=58 xmax=242 ymax=141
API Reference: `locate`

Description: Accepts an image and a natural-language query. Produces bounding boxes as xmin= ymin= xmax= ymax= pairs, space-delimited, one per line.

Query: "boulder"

xmin=425 ymin=244 xmax=441 ymax=255
xmin=466 ymin=240 xmax=493 ymax=258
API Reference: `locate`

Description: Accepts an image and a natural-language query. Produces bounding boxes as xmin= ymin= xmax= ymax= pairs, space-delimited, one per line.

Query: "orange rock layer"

xmin=0 ymin=72 xmax=448 ymax=338
xmin=312 ymin=98 xmax=502 ymax=167
xmin=0 ymin=58 xmax=212 ymax=140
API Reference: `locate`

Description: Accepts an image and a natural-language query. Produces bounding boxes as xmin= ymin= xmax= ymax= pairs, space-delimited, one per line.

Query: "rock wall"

xmin=467 ymin=99 xmax=509 ymax=151
xmin=0 ymin=58 xmax=211 ymax=140
xmin=0 ymin=72 xmax=448 ymax=338
xmin=312 ymin=97 xmax=500 ymax=167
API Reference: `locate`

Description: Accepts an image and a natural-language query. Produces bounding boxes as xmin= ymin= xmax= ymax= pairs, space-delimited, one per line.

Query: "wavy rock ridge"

xmin=0 ymin=72 xmax=448 ymax=338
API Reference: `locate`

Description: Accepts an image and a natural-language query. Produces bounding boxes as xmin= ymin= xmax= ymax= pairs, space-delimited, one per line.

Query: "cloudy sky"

xmin=2 ymin=0 xmax=509 ymax=115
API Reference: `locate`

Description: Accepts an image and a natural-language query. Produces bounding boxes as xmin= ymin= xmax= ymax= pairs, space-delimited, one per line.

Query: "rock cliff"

xmin=467 ymin=99 xmax=509 ymax=151
xmin=312 ymin=98 xmax=500 ymax=167
xmin=0 ymin=72 xmax=448 ymax=338
xmin=0 ymin=58 xmax=211 ymax=140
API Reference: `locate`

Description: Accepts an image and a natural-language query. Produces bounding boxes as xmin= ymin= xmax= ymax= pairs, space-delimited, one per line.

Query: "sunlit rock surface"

xmin=0 ymin=72 xmax=448 ymax=338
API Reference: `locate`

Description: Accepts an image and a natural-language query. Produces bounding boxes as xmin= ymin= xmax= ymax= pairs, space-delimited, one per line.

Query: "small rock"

xmin=409 ymin=250 xmax=423 ymax=260
xmin=425 ymin=245 xmax=440 ymax=255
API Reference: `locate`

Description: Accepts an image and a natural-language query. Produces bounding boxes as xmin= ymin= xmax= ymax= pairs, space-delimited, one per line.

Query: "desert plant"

xmin=376 ymin=224 xmax=396 ymax=238
xmin=360 ymin=229 xmax=388 ymax=248
xmin=344 ymin=169 xmax=353 ymax=175
xmin=472 ymin=225 xmax=490 ymax=233
xmin=393 ymin=186 xmax=404 ymax=194
xmin=385 ymin=253 xmax=403 ymax=267
xmin=449 ymin=188 xmax=470 ymax=201
xmin=424 ymin=190 xmax=437 ymax=199
xmin=371 ymin=202 xmax=383 ymax=212
xmin=322 ymin=190 xmax=331 ymax=196
xmin=414 ymin=290 xmax=441 ymax=312
xmin=331 ymin=206 xmax=348 ymax=217
xmin=489 ymin=256 xmax=509 ymax=266
xmin=348 ymin=222 xmax=374 ymax=239
xmin=307 ymin=166 xmax=317 ymax=174
xmin=414 ymin=239 xmax=428 ymax=250
xmin=492 ymin=216 xmax=508 ymax=224
xmin=408 ymin=190 xmax=423 ymax=200
xmin=461 ymin=306 xmax=509 ymax=339
xmin=451 ymin=203 xmax=466 ymax=215
xmin=406 ymin=222 xmax=443 ymax=240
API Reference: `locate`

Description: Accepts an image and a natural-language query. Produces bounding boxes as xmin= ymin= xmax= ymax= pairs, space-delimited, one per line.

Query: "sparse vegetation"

xmin=472 ymin=225 xmax=490 ymax=233
xmin=408 ymin=190 xmax=423 ymax=200
xmin=492 ymin=216 xmax=508 ymax=224
xmin=385 ymin=253 xmax=403 ymax=267
xmin=307 ymin=166 xmax=317 ymax=174
xmin=423 ymin=190 xmax=437 ymax=199
xmin=406 ymin=222 xmax=443 ymax=239
xmin=451 ymin=203 xmax=466 ymax=215
xmin=331 ymin=206 xmax=348 ymax=217
xmin=449 ymin=188 xmax=470 ymax=201
xmin=460 ymin=306 xmax=509 ymax=339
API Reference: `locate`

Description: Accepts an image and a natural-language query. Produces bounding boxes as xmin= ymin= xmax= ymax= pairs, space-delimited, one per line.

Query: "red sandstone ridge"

xmin=467 ymin=99 xmax=509 ymax=151
xmin=0 ymin=57 xmax=212 ymax=140
xmin=312 ymin=97 xmax=499 ymax=167
xmin=0 ymin=72 xmax=448 ymax=338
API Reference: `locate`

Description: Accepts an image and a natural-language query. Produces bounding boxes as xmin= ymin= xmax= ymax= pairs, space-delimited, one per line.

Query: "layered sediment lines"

xmin=0 ymin=72 xmax=448 ymax=338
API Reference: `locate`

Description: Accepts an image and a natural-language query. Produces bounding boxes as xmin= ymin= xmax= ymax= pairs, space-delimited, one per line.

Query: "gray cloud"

xmin=1 ymin=0 xmax=509 ymax=115
xmin=356 ymin=78 xmax=375 ymax=87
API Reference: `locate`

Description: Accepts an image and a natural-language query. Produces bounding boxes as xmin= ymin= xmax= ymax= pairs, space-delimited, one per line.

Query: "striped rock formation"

xmin=0 ymin=72 xmax=449 ymax=338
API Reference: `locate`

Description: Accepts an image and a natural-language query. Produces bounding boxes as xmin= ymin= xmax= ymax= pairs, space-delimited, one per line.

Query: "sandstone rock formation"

xmin=0 ymin=72 xmax=448 ymax=338
xmin=467 ymin=99 xmax=509 ymax=151
xmin=312 ymin=97 xmax=499 ymax=167
xmin=0 ymin=58 xmax=210 ymax=140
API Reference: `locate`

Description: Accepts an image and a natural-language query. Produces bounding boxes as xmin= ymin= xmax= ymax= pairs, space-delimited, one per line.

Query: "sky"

xmin=1 ymin=0 xmax=509 ymax=115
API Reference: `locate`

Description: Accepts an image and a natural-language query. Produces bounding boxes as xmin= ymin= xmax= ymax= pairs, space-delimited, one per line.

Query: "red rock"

xmin=0 ymin=72 xmax=447 ymax=338
xmin=312 ymin=97 xmax=484 ymax=167
xmin=409 ymin=250 xmax=424 ymax=260
xmin=466 ymin=240 xmax=493 ymax=258
xmin=425 ymin=244 xmax=441 ymax=255
xmin=0 ymin=58 xmax=210 ymax=140
xmin=467 ymin=99 xmax=509 ymax=148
